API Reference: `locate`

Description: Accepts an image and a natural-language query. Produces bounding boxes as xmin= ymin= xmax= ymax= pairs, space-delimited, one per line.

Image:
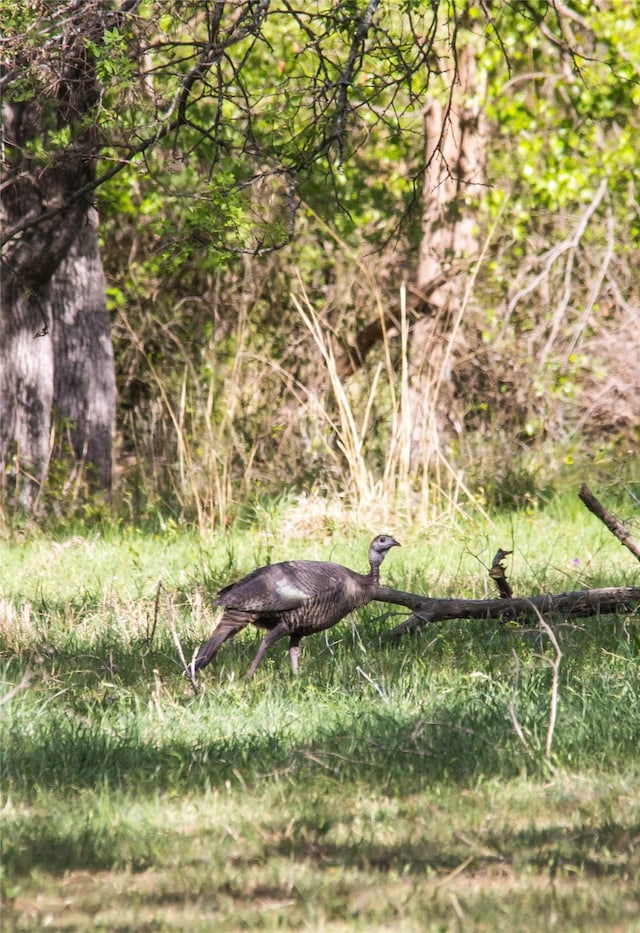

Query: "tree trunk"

xmin=50 ymin=208 xmax=115 ymax=494
xmin=0 ymin=213 xmax=115 ymax=511
xmin=0 ymin=8 xmax=115 ymax=512
xmin=0 ymin=281 xmax=55 ymax=510
xmin=409 ymin=41 xmax=488 ymax=457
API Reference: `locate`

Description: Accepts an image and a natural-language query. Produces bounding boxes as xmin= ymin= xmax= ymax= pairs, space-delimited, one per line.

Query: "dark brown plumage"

xmin=194 ymin=534 xmax=401 ymax=677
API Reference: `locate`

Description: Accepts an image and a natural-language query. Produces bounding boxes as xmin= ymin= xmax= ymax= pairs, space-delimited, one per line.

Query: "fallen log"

xmin=373 ymin=584 xmax=640 ymax=637
xmin=376 ymin=483 xmax=640 ymax=637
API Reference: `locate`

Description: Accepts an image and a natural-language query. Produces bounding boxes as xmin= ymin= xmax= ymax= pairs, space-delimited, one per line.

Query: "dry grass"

xmin=107 ymin=205 xmax=640 ymax=532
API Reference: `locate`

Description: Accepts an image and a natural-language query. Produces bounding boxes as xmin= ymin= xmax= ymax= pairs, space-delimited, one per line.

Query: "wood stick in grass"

xmin=578 ymin=483 xmax=640 ymax=563
xmin=377 ymin=484 xmax=640 ymax=636
xmin=375 ymin=585 xmax=640 ymax=637
xmin=489 ymin=548 xmax=514 ymax=600
xmin=164 ymin=588 xmax=199 ymax=694
xmin=488 ymin=548 xmax=523 ymax=624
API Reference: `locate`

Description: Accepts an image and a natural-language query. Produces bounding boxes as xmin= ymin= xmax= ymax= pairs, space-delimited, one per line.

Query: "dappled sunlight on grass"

xmin=3 ymin=775 xmax=640 ymax=931
xmin=1 ymin=502 xmax=640 ymax=929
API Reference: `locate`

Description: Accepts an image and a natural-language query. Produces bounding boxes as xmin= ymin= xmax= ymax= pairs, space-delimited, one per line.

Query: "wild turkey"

xmin=194 ymin=534 xmax=401 ymax=677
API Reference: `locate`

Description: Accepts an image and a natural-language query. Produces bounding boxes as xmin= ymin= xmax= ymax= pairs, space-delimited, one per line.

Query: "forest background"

xmin=3 ymin=5 xmax=640 ymax=930
xmin=2 ymin=0 xmax=639 ymax=530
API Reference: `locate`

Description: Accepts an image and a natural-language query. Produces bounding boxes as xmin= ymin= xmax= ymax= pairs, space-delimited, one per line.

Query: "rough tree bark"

xmin=375 ymin=584 xmax=640 ymax=636
xmin=409 ymin=39 xmax=488 ymax=453
xmin=0 ymin=5 xmax=115 ymax=510
xmin=49 ymin=208 xmax=115 ymax=493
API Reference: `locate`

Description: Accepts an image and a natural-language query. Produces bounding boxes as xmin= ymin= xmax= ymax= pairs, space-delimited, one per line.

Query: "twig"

xmin=165 ymin=591 xmax=199 ymax=694
xmin=532 ymin=606 xmax=563 ymax=760
xmin=435 ymin=856 xmax=475 ymax=889
xmin=508 ymin=650 xmax=530 ymax=750
xmin=356 ymin=666 xmax=389 ymax=702
xmin=578 ymin=483 xmax=640 ymax=563
xmin=0 ymin=669 xmax=31 ymax=707
xmin=508 ymin=611 xmax=562 ymax=761
xmin=145 ymin=579 xmax=163 ymax=651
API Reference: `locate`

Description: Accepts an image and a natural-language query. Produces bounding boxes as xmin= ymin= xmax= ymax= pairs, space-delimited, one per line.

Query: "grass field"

xmin=1 ymin=492 xmax=640 ymax=931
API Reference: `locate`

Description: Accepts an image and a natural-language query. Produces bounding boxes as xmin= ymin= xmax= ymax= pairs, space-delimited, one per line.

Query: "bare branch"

xmin=164 ymin=590 xmax=198 ymax=694
xmin=378 ymin=585 xmax=640 ymax=637
xmin=533 ymin=607 xmax=562 ymax=760
xmin=331 ymin=0 xmax=381 ymax=163
xmin=356 ymin=665 xmax=389 ymax=702
xmin=378 ymin=484 xmax=640 ymax=636
xmin=502 ymin=178 xmax=608 ymax=350
xmin=0 ymin=669 xmax=31 ymax=707
xmin=508 ymin=650 xmax=530 ymax=750
xmin=579 ymin=483 xmax=640 ymax=564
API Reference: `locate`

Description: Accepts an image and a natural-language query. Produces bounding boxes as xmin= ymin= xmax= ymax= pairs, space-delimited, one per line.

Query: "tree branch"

xmin=0 ymin=3 xmax=271 ymax=253
xmin=578 ymin=483 xmax=640 ymax=563
xmin=331 ymin=0 xmax=381 ymax=162
xmin=376 ymin=585 xmax=640 ymax=637
xmin=378 ymin=484 xmax=640 ymax=637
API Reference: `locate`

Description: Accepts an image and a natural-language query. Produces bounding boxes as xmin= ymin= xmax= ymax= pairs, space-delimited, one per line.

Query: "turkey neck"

xmin=368 ymin=555 xmax=384 ymax=586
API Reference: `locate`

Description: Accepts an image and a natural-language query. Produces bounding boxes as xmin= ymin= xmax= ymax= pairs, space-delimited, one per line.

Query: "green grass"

xmin=1 ymin=492 xmax=640 ymax=930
